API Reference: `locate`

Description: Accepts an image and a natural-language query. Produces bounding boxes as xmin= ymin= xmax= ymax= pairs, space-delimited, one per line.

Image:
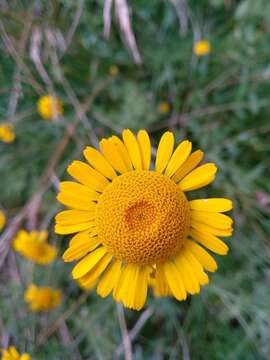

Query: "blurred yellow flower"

xmin=13 ymin=230 xmax=57 ymax=265
xmin=193 ymin=40 xmax=211 ymax=57
xmin=37 ymin=95 xmax=63 ymax=120
xmin=109 ymin=65 xmax=119 ymax=77
xmin=0 ymin=211 xmax=5 ymax=231
xmin=0 ymin=123 xmax=15 ymax=143
xmin=1 ymin=346 xmax=30 ymax=360
xmin=24 ymin=284 xmax=61 ymax=312
xmin=158 ymin=102 xmax=171 ymax=114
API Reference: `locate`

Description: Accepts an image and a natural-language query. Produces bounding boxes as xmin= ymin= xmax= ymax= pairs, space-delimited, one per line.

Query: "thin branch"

xmin=150 ymin=99 xmax=270 ymax=131
xmin=62 ymin=0 xmax=85 ymax=54
xmin=115 ymin=307 xmax=153 ymax=358
xmin=116 ymin=304 xmax=133 ymax=360
xmin=36 ymin=291 xmax=90 ymax=347
xmin=103 ymin=0 xmax=113 ymax=39
xmin=0 ymin=124 xmax=75 ymax=268
xmin=29 ymin=26 xmax=54 ymax=90
xmin=114 ymin=0 xmax=142 ymax=65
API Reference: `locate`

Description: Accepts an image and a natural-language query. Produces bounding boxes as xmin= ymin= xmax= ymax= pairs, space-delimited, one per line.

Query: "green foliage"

xmin=1 ymin=0 xmax=270 ymax=359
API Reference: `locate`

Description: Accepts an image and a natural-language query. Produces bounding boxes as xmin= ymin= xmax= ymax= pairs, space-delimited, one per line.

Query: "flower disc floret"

xmin=96 ymin=170 xmax=191 ymax=265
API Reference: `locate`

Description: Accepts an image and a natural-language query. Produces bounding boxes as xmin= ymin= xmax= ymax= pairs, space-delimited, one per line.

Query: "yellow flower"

xmin=55 ymin=129 xmax=233 ymax=310
xmin=0 ymin=211 xmax=6 ymax=231
xmin=37 ymin=95 xmax=63 ymax=120
xmin=1 ymin=346 xmax=30 ymax=360
xmin=158 ymin=102 xmax=171 ymax=114
xmin=13 ymin=230 xmax=57 ymax=265
xmin=193 ymin=40 xmax=211 ymax=57
xmin=24 ymin=284 xmax=61 ymax=312
xmin=109 ymin=65 xmax=119 ymax=77
xmin=0 ymin=123 xmax=15 ymax=143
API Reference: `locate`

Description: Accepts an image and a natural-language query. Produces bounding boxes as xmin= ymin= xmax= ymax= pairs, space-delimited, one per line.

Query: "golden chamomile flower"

xmin=13 ymin=230 xmax=57 ymax=265
xmin=24 ymin=284 xmax=61 ymax=312
xmin=158 ymin=102 xmax=171 ymax=114
xmin=0 ymin=123 xmax=15 ymax=143
xmin=37 ymin=95 xmax=63 ymax=120
xmin=1 ymin=346 xmax=30 ymax=360
xmin=55 ymin=129 xmax=233 ymax=310
xmin=0 ymin=211 xmax=6 ymax=232
xmin=193 ymin=40 xmax=211 ymax=57
xmin=109 ymin=65 xmax=119 ymax=77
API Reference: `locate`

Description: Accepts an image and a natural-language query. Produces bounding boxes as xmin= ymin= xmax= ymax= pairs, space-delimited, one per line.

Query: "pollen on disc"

xmin=96 ymin=170 xmax=191 ymax=265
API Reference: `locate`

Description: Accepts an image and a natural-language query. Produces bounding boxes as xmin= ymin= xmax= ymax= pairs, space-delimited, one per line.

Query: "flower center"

xmin=96 ymin=170 xmax=190 ymax=265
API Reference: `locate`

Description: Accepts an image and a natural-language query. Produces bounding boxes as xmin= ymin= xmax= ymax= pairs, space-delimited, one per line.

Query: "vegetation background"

xmin=1 ymin=0 xmax=270 ymax=359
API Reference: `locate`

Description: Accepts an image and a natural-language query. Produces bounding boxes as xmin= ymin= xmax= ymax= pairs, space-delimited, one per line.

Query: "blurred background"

xmin=0 ymin=0 xmax=270 ymax=359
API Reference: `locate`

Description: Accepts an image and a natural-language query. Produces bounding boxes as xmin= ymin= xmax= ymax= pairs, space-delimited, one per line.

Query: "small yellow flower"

xmin=0 ymin=211 xmax=6 ymax=232
xmin=24 ymin=284 xmax=62 ymax=312
xmin=13 ymin=230 xmax=57 ymax=265
xmin=55 ymin=129 xmax=233 ymax=310
xmin=0 ymin=123 xmax=15 ymax=143
xmin=193 ymin=40 xmax=211 ymax=57
xmin=37 ymin=95 xmax=63 ymax=120
xmin=1 ymin=346 xmax=30 ymax=360
xmin=158 ymin=102 xmax=171 ymax=114
xmin=109 ymin=65 xmax=119 ymax=77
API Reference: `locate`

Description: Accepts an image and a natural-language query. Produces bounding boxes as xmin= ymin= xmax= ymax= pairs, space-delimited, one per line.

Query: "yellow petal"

xmin=137 ymin=130 xmax=151 ymax=170
xmin=185 ymin=240 xmax=217 ymax=272
xmin=69 ymin=229 xmax=97 ymax=247
xmin=153 ymin=264 xmax=170 ymax=297
xmin=57 ymin=193 xmax=96 ymax=211
xmin=155 ymin=131 xmax=174 ymax=173
xmin=136 ymin=267 xmax=151 ymax=310
xmin=67 ymin=160 xmax=109 ymax=192
xmin=78 ymin=253 xmax=113 ymax=288
xmin=174 ymin=254 xmax=200 ymax=294
xmin=191 ymin=220 xmax=233 ymax=237
xmin=97 ymin=259 xmax=122 ymax=297
xmin=113 ymin=264 xmax=135 ymax=304
xmin=110 ymin=136 xmax=133 ymax=171
xmin=122 ymin=129 xmax=142 ymax=170
xmin=99 ymin=139 xmax=128 ymax=174
xmin=55 ymin=209 xmax=95 ymax=225
xmin=163 ymin=261 xmax=187 ymax=301
xmin=63 ymin=235 xmax=100 ymax=262
xmin=9 ymin=346 xmax=20 ymax=358
xmin=165 ymin=140 xmax=192 ymax=178
xmin=113 ymin=264 xmax=150 ymax=310
xmin=83 ymin=146 xmax=116 ymax=180
xmin=55 ymin=221 xmax=95 ymax=235
xmin=183 ymin=249 xmax=209 ymax=285
xmin=72 ymin=246 xmax=107 ymax=279
xmin=190 ymin=228 xmax=229 ymax=255
xmin=21 ymin=354 xmax=31 ymax=360
xmin=172 ymin=150 xmax=204 ymax=183
xmin=0 ymin=210 xmax=6 ymax=231
xmin=191 ymin=211 xmax=233 ymax=229
xmin=59 ymin=181 xmax=99 ymax=198
xmin=189 ymin=198 xmax=233 ymax=212
xmin=57 ymin=181 xmax=98 ymax=210
xmin=179 ymin=163 xmax=217 ymax=191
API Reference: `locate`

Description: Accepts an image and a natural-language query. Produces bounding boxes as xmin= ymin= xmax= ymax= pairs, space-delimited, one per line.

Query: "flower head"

xmin=1 ymin=346 xmax=30 ymax=360
xmin=109 ymin=65 xmax=119 ymax=77
xmin=193 ymin=40 xmax=211 ymax=57
xmin=55 ymin=129 xmax=233 ymax=310
xmin=0 ymin=211 xmax=6 ymax=232
xmin=24 ymin=284 xmax=61 ymax=312
xmin=13 ymin=230 xmax=57 ymax=265
xmin=0 ymin=123 xmax=15 ymax=143
xmin=37 ymin=95 xmax=63 ymax=120
xmin=158 ymin=102 xmax=171 ymax=114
